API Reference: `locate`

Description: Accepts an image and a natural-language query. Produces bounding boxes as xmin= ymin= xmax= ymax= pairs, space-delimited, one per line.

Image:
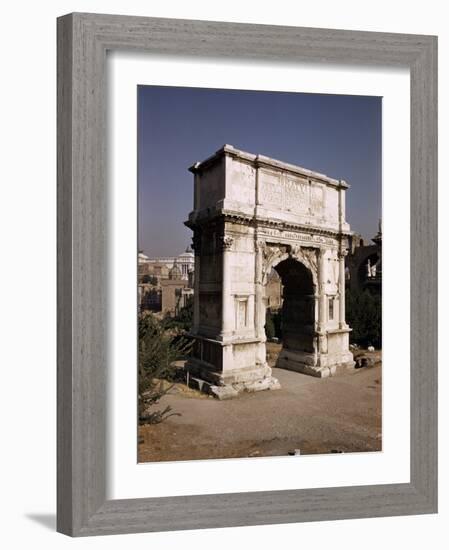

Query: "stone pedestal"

xmin=276 ymin=328 xmax=355 ymax=378
xmin=185 ymin=336 xmax=280 ymax=400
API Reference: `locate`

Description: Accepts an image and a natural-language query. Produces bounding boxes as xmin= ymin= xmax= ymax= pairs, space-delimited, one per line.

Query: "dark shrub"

xmin=139 ymin=313 xmax=191 ymax=424
xmin=265 ymin=309 xmax=283 ymax=340
xmin=346 ymin=289 xmax=382 ymax=348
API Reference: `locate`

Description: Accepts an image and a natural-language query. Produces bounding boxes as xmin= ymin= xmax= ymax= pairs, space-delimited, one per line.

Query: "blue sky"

xmin=138 ymin=86 xmax=381 ymax=257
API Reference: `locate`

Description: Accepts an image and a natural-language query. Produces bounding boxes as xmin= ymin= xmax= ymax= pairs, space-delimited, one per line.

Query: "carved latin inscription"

xmin=284 ymin=177 xmax=308 ymax=213
xmin=259 ymin=171 xmax=325 ymax=217
xmin=259 ymin=172 xmax=283 ymax=207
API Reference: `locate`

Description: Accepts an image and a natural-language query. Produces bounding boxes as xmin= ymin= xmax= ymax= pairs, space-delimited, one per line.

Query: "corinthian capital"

xmin=220 ymin=235 xmax=234 ymax=251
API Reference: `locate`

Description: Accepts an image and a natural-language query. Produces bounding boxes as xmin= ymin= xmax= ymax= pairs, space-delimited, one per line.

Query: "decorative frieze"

xmin=258 ymin=226 xmax=337 ymax=247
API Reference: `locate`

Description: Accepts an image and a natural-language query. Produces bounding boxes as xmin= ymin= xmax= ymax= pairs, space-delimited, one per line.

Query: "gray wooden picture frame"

xmin=57 ymin=12 xmax=438 ymax=537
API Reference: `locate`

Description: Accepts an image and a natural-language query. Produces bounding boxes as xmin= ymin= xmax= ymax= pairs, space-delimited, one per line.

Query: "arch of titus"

xmin=185 ymin=145 xmax=354 ymax=399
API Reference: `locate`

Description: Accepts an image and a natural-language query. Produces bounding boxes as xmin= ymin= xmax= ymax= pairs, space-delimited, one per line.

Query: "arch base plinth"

xmin=185 ymin=357 xmax=280 ymax=400
xmin=276 ymin=348 xmax=355 ymax=378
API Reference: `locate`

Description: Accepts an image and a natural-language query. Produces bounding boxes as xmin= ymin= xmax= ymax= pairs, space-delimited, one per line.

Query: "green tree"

xmin=272 ymin=310 xmax=283 ymax=339
xmin=139 ymin=314 xmax=191 ymax=424
xmin=265 ymin=310 xmax=276 ymax=340
xmin=163 ymin=296 xmax=194 ymax=332
xmin=141 ymin=274 xmax=158 ymax=285
xmin=265 ymin=309 xmax=283 ymax=340
xmin=346 ymin=289 xmax=382 ymax=348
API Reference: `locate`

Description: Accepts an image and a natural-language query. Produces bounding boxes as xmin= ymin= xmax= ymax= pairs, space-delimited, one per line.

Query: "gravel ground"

xmin=138 ymin=357 xmax=382 ymax=463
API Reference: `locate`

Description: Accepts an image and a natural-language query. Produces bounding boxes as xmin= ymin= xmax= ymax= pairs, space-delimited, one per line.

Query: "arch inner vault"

xmin=185 ymin=145 xmax=354 ymax=399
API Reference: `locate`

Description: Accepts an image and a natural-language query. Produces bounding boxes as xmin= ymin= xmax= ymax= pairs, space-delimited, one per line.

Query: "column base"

xmin=185 ymin=358 xmax=281 ymax=400
xmin=276 ymin=348 xmax=355 ymax=378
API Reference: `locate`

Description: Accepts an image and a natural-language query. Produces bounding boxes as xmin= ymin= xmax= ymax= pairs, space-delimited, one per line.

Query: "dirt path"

xmin=138 ymin=363 xmax=382 ymax=463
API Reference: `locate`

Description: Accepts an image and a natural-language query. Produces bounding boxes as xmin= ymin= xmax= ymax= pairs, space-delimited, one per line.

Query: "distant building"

xmin=266 ymin=269 xmax=283 ymax=311
xmin=138 ymin=246 xmax=194 ymax=282
xmin=161 ymin=262 xmax=190 ymax=316
xmin=138 ymin=252 xmax=152 ymax=279
xmin=138 ymin=246 xmax=195 ymax=314
xmin=177 ymin=247 xmax=195 ymax=279
xmin=346 ymin=221 xmax=382 ymax=294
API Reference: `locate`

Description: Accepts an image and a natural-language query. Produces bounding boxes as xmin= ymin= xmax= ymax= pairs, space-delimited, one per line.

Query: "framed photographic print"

xmin=57 ymin=12 xmax=437 ymax=536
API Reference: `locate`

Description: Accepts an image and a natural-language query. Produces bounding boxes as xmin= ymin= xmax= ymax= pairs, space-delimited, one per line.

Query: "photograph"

xmin=137 ymin=85 xmax=382 ymax=463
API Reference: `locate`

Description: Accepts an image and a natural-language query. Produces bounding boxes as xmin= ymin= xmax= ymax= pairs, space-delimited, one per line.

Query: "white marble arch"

xmin=185 ymin=145 xmax=354 ymax=399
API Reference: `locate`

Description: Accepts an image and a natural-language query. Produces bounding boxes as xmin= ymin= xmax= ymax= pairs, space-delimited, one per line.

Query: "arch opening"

xmin=266 ymin=258 xmax=316 ymax=363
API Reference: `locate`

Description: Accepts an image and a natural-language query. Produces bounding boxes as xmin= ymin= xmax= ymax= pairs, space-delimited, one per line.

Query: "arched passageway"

xmin=273 ymin=258 xmax=315 ymax=355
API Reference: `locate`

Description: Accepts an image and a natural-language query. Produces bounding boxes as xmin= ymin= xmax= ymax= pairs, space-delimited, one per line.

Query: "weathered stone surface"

xmin=185 ymin=145 xmax=354 ymax=398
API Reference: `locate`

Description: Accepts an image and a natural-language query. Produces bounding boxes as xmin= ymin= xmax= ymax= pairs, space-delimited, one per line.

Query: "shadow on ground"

xmin=25 ymin=513 xmax=56 ymax=531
